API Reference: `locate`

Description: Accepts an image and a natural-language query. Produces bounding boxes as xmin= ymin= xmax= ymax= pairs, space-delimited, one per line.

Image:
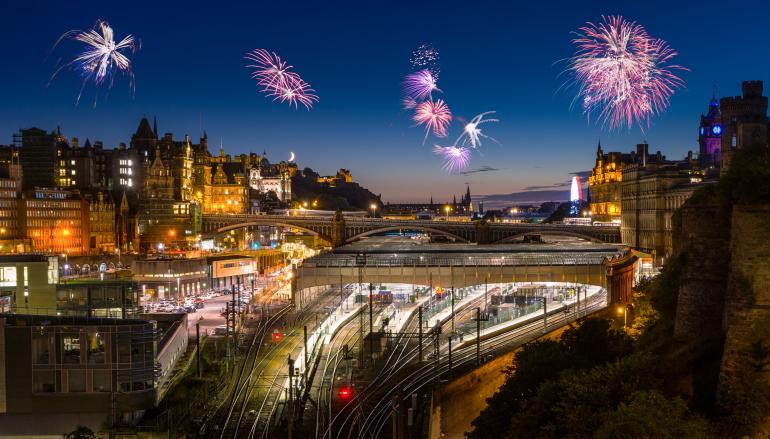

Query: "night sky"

xmin=2 ymin=0 xmax=769 ymax=202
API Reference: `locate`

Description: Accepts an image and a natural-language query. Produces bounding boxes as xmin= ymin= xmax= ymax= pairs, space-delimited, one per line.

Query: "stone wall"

xmin=717 ymin=205 xmax=770 ymax=414
xmin=673 ymin=205 xmax=731 ymax=338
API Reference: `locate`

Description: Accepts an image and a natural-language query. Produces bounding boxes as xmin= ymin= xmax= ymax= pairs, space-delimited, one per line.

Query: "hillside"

xmin=291 ymin=167 xmax=382 ymax=211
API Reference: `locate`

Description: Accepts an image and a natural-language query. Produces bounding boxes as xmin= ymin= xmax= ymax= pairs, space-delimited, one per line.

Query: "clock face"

xmin=712 ymin=125 xmax=722 ymax=135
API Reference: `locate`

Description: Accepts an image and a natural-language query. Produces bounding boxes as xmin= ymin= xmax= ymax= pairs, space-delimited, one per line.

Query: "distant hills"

xmin=476 ymin=189 xmax=571 ymax=209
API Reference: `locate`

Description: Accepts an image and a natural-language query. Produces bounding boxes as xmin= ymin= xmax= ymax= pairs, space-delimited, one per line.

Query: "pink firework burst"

xmin=268 ymin=77 xmax=319 ymax=110
xmin=413 ymin=99 xmax=452 ymax=140
xmin=433 ymin=145 xmax=471 ymax=174
xmin=403 ymin=69 xmax=440 ymax=101
xmin=568 ymin=15 xmax=686 ymax=130
xmin=245 ymin=48 xmax=318 ymax=110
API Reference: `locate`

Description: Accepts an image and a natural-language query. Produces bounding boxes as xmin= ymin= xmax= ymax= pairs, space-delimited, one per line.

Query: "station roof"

xmin=308 ymin=238 xmax=627 ymax=267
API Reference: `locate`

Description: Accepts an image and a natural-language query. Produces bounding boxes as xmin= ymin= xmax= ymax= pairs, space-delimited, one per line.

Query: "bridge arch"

xmin=345 ymin=226 xmax=470 ymax=243
xmin=204 ymin=220 xmax=331 ymax=243
xmin=492 ymin=230 xmax=606 ymax=244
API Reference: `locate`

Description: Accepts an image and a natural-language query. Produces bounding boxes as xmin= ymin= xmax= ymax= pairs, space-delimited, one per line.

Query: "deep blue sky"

xmin=2 ymin=0 xmax=769 ymax=202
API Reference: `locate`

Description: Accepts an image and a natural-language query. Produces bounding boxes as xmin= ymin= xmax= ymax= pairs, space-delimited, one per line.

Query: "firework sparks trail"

xmin=402 ymin=96 xmax=418 ymax=110
xmin=567 ymin=15 xmax=686 ymax=130
xmin=50 ymin=19 xmax=139 ymax=105
xmin=413 ymin=99 xmax=452 ymax=141
xmin=433 ymin=145 xmax=471 ymax=174
xmin=410 ymin=43 xmax=440 ymax=78
xmin=403 ymin=69 xmax=440 ymax=101
xmin=245 ymin=48 xmax=319 ymax=109
xmin=455 ymin=111 xmax=499 ymax=148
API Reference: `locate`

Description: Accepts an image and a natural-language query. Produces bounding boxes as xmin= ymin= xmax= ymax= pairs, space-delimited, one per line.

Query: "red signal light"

xmin=272 ymin=330 xmax=282 ymax=342
xmin=339 ymin=386 xmax=352 ymax=400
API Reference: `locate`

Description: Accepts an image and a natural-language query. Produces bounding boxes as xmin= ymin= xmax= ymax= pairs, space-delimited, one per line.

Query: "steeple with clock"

xmin=698 ymin=93 xmax=722 ymax=167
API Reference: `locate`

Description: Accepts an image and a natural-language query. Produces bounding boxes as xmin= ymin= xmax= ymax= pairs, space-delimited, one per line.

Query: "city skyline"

xmin=3 ymin=0 xmax=770 ymax=202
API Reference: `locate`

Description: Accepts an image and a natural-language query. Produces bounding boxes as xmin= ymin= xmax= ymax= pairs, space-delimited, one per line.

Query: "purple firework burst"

xmin=433 ymin=145 xmax=471 ymax=174
xmin=403 ymin=69 xmax=439 ymax=101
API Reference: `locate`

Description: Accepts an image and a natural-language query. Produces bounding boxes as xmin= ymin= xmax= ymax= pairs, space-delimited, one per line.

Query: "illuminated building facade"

xmin=206 ymin=164 xmax=247 ymax=214
xmin=0 ymin=254 xmax=59 ymax=313
xmin=0 ymin=177 xmax=26 ymax=253
xmin=588 ymin=142 xmax=636 ymax=222
xmin=698 ymin=95 xmax=723 ymax=169
xmin=19 ymin=189 xmax=89 ymax=255
xmin=621 ymin=147 xmax=704 ymax=266
xmin=86 ymin=192 xmax=116 ymax=255
xmin=138 ymin=149 xmax=200 ymax=251
xmin=316 ymin=168 xmax=353 ymax=187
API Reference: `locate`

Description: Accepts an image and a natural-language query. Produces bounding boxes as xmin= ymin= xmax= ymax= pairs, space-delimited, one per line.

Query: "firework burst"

xmin=410 ymin=43 xmax=440 ymax=79
xmin=567 ymin=15 xmax=686 ymax=130
xmin=433 ymin=145 xmax=471 ymax=173
xmin=245 ymin=48 xmax=319 ymax=110
xmin=50 ymin=19 xmax=139 ymax=105
xmin=414 ymin=99 xmax=452 ymax=140
xmin=403 ymin=69 xmax=440 ymax=101
xmin=455 ymin=111 xmax=499 ymax=148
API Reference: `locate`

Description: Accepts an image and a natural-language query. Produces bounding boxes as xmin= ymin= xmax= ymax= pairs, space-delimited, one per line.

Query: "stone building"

xmin=317 ymin=168 xmax=353 ymax=187
xmin=698 ymin=94 xmax=723 ymax=171
xmin=620 ymin=146 xmax=705 ymax=266
xmin=720 ymin=80 xmax=770 ymax=173
xmin=86 ymin=192 xmax=116 ymax=255
xmin=588 ymin=142 xmax=637 ymax=222
xmin=138 ymin=148 xmax=199 ymax=251
xmin=205 ymin=163 xmax=247 ymax=214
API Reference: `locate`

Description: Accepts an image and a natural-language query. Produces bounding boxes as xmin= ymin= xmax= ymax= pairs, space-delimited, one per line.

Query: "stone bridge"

xmin=201 ymin=213 xmax=621 ymax=247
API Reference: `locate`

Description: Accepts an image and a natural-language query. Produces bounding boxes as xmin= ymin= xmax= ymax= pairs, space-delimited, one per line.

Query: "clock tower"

xmin=698 ymin=94 xmax=722 ymax=168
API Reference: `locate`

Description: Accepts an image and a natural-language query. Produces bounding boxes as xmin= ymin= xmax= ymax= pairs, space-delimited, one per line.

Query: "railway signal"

xmin=339 ymin=385 xmax=352 ymax=400
xmin=272 ymin=330 xmax=282 ymax=342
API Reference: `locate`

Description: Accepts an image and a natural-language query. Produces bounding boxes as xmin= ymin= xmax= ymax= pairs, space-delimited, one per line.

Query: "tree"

xmin=66 ymin=426 xmax=97 ymax=439
xmin=468 ymin=339 xmax=576 ymax=439
xmin=469 ymin=319 xmax=632 ymax=439
xmin=506 ymin=353 xmax=658 ymax=439
xmin=596 ymin=390 xmax=710 ymax=439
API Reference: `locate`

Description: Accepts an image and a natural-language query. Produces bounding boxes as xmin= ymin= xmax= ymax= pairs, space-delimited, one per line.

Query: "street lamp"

xmin=617 ymin=305 xmax=628 ymax=328
xmin=370 ymin=204 xmax=377 ymax=218
xmin=444 ymin=205 xmax=451 ymax=221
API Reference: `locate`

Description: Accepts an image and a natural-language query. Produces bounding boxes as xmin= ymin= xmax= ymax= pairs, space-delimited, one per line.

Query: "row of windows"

xmin=26 ymin=210 xmax=81 ymax=218
xmin=32 ymin=192 xmax=68 ymax=200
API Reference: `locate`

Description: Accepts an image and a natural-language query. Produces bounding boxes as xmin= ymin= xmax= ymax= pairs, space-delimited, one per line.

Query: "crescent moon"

xmin=289 ymin=151 xmax=295 ymax=162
